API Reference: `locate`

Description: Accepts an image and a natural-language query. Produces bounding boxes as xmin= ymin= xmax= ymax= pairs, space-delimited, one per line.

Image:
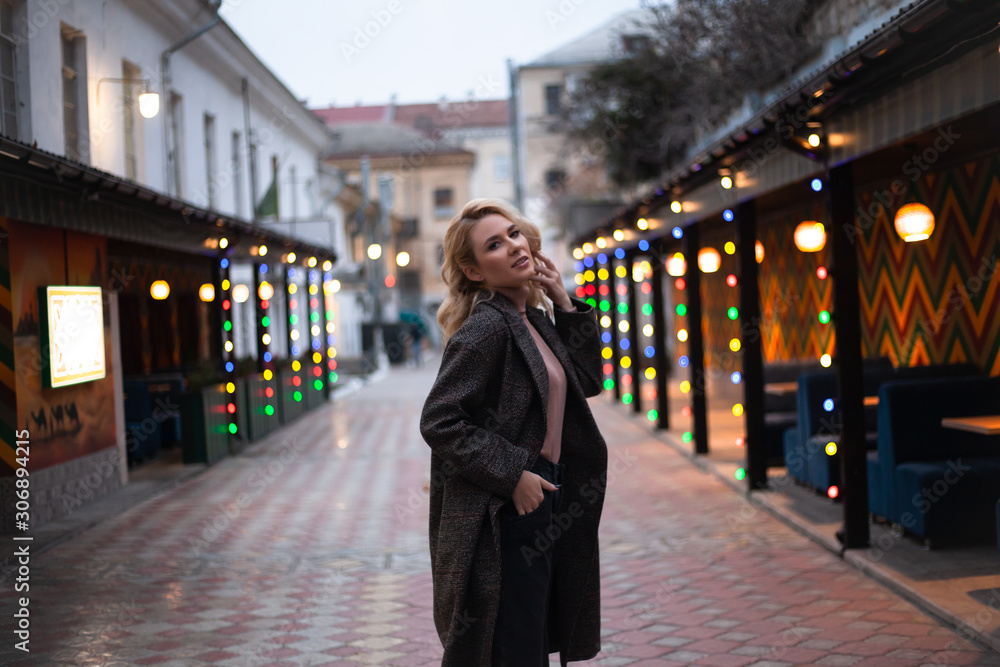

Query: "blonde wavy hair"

xmin=436 ymin=198 xmax=554 ymax=342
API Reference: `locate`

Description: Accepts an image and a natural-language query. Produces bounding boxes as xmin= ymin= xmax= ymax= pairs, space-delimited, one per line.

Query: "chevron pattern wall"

xmin=756 ymin=203 xmax=834 ymax=363
xmin=856 ymin=156 xmax=1000 ymax=374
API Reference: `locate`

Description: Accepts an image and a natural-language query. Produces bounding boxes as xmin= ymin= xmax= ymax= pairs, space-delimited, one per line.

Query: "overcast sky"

xmin=220 ymin=0 xmax=644 ymax=108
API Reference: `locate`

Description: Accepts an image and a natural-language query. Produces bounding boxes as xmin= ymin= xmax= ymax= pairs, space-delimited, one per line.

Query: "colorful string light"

xmin=221 ymin=257 xmax=237 ymax=435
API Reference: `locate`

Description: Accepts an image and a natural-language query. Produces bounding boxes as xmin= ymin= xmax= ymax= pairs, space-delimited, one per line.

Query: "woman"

xmin=420 ymin=198 xmax=609 ymax=666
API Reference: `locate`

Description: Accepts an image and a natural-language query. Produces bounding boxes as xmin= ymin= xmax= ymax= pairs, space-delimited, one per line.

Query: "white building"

xmin=2 ymin=0 xmax=340 ymax=225
xmin=0 ymin=0 xmax=359 ymax=531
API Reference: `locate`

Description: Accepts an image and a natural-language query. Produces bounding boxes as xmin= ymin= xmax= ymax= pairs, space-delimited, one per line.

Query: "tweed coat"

xmin=419 ymin=291 xmax=609 ymax=666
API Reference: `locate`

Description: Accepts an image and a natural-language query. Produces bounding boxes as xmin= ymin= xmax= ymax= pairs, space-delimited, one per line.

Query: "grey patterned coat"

xmin=420 ymin=291 xmax=608 ymax=665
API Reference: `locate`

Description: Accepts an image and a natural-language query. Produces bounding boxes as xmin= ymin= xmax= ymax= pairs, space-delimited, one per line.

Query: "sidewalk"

xmin=0 ymin=353 xmax=997 ymax=665
xmin=647 ymin=381 xmax=1000 ymax=655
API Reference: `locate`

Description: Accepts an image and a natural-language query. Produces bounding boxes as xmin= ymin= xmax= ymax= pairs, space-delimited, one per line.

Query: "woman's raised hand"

xmin=529 ymin=250 xmax=574 ymax=312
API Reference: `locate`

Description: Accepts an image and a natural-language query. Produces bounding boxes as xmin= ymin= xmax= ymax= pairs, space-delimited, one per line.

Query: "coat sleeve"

xmin=553 ymin=296 xmax=604 ymax=398
xmin=420 ymin=336 xmax=532 ymax=498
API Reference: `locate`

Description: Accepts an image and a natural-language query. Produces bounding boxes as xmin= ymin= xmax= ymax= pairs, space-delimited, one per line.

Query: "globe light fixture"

xmin=150 ymin=280 xmax=170 ymax=300
xmin=232 ymin=284 xmax=250 ymax=303
xmin=666 ymin=253 xmax=686 ymax=277
xmin=794 ymin=221 xmax=826 ymax=252
xmin=894 ymin=203 xmax=935 ymax=242
xmin=258 ymin=281 xmax=274 ymax=301
xmin=697 ymin=247 xmax=721 ymax=273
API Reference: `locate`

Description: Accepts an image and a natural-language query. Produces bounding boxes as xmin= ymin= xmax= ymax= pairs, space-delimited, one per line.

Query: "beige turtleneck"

xmin=519 ymin=311 xmax=566 ymax=464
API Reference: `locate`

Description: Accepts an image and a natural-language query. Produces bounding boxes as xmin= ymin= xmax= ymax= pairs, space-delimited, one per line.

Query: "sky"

xmin=220 ymin=0 xmax=645 ymax=108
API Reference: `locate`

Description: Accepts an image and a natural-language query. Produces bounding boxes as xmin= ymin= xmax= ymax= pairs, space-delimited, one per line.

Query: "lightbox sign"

xmin=39 ymin=286 xmax=107 ymax=388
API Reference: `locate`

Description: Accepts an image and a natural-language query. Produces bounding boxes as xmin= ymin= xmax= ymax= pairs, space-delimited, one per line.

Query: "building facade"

xmin=0 ymin=0 xmax=345 ymax=531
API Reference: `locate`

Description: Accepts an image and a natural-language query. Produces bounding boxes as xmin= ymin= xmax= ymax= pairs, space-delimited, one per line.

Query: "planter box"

xmin=278 ymin=366 xmax=307 ymax=425
xmin=243 ymin=375 xmax=280 ymax=442
xmin=180 ymin=384 xmax=230 ymax=465
xmin=303 ymin=362 xmax=328 ymax=410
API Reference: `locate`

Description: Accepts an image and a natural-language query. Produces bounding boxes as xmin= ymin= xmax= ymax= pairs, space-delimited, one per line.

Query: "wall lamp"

xmin=97 ymin=77 xmax=160 ymax=118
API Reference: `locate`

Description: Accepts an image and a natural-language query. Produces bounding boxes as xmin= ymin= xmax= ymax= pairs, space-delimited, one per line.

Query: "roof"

xmin=313 ymin=99 xmax=510 ymax=133
xmin=313 ymin=105 xmax=390 ymax=124
xmin=524 ymin=8 xmax=651 ymax=68
xmin=323 ymin=122 xmax=475 ymax=160
xmin=0 ymin=134 xmax=336 ymax=261
xmin=393 ymin=100 xmax=510 ymax=130
xmin=579 ymin=0 xmax=1000 ymax=245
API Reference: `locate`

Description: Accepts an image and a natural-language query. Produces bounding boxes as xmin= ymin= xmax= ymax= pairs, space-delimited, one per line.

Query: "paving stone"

xmin=0 ymin=359 xmax=996 ymax=667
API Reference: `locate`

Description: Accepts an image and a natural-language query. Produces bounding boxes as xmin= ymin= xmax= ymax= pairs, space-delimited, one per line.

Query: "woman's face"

xmin=462 ymin=213 xmax=535 ymax=289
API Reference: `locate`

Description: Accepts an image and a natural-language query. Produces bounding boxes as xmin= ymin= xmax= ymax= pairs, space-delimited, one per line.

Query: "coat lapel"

xmin=479 ymin=292 xmax=549 ymax=421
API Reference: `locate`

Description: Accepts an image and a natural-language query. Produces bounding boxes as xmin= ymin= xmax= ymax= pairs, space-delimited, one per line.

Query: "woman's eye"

xmin=511 ymin=230 xmax=520 ymax=237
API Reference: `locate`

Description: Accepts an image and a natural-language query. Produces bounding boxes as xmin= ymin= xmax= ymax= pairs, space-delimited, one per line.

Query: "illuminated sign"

xmin=39 ymin=286 xmax=106 ymax=388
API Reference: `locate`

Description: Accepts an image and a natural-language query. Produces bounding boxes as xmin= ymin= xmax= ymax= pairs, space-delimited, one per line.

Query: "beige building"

xmin=314 ymin=99 xmax=516 ymax=341
xmin=318 ymin=120 xmax=474 ymax=340
xmin=513 ymin=9 xmax=651 ymax=269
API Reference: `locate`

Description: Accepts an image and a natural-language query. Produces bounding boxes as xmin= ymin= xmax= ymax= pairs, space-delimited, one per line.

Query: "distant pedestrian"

xmin=411 ymin=319 xmax=424 ymax=368
xmin=420 ymin=198 xmax=609 ymax=666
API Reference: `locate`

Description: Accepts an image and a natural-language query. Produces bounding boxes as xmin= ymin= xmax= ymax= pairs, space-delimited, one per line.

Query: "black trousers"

xmin=492 ymin=455 xmax=565 ymax=667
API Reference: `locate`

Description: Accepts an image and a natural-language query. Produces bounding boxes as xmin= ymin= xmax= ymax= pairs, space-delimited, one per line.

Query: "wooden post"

xmin=829 ymin=160 xmax=870 ymax=549
xmin=683 ymin=224 xmax=709 ymax=455
xmin=627 ymin=249 xmax=642 ymax=415
xmin=737 ymin=200 xmax=767 ymax=489
xmin=651 ymin=246 xmax=670 ymax=429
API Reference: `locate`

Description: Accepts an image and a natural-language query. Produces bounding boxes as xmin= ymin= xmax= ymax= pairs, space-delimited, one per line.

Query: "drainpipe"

xmin=161 ymin=0 xmax=223 ymax=196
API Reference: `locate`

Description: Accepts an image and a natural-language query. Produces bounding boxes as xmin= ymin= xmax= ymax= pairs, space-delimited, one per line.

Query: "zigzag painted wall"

xmin=755 ymin=203 xmax=835 ymax=364
xmin=856 ymin=156 xmax=1000 ymax=374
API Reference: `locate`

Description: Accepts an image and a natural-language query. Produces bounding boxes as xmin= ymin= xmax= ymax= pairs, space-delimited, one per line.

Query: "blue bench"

xmin=763 ymin=360 xmax=824 ymax=466
xmin=793 ymin=363 xmax=978 ymax=494
xmin=783 ymin=358 xmax=894 ymax=489
xmin=870 ymin=375 xmax=1000 ymax=545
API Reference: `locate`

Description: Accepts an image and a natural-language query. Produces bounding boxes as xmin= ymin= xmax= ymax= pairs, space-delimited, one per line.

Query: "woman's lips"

xmin=512 ymin=256 xmax=530 ymax=268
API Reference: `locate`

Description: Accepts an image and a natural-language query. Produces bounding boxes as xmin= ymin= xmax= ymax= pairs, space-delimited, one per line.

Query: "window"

xmin=231 ymin=131 xmax=242 ymax=216
xmin=622 ymin=34 xmax=650 ymax=56
xmin=204 ymin=113 xmax=216 ymax=209
xmin=544 ymin=168 xmax=567 ymax=193
xmin=0 ymin=1 xmax=19 ymax=139
xmin=121 ymin=60 xmax=141 ymax=180
xmin=168 ymin=91 xmax=184 ymax=196
xmin=493 ymin=154 xmax=511 ymax=181
xmin=61 ymin=25 xmax=86 ymax=161
xmin=545 ymin=84 xmax=562 ymax=116
xmin=433 ymin=187 xmax=454 ymax=219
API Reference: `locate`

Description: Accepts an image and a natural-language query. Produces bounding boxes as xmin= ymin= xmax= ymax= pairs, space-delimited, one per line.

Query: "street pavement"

xmin=1 ymin=353 xmax=998 ymax=666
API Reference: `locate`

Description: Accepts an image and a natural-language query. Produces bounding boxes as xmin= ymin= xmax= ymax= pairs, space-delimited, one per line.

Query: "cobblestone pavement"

xmin=2 ymin=356 xmax=999 ymax=666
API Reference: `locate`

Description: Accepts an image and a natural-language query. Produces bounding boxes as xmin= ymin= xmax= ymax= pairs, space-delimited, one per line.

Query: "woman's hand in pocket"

xmin=512 ymin=470 xmax=559 ymax=515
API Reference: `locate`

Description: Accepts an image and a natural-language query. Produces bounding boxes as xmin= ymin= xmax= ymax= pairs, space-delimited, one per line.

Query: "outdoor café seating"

xmin=785 ymin=362 xmax=979 ymax=493
xmin=869 ymin=374 xmax=1000 ymax=545
xmin=762 ymin=359 xmax=824 ymax=466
